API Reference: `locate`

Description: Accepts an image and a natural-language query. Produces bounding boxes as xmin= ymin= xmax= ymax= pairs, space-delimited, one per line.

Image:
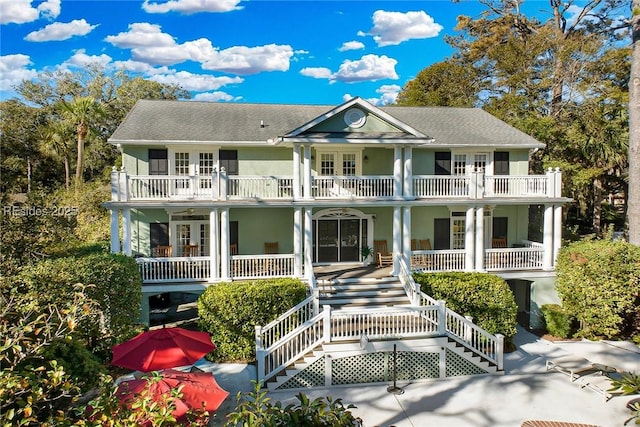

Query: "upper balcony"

xmin=110 ymin=168 xmax=562 ymax=203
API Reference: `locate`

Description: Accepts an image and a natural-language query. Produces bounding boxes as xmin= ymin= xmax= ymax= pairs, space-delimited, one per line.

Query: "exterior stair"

xmin=317 ymin=277 xmax=409 ymax=309
xmin=266 ymin=337 xmax=499 ymax=391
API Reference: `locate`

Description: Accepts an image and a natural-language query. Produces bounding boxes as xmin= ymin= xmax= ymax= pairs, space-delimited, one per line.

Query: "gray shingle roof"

xmin=108 ymin=99 xmax=544 ymax=149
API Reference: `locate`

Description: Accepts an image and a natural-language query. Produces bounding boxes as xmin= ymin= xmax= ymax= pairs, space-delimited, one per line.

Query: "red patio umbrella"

xmin=112 ymin=326 xmax=216 ymax=372
xmin=116 ymin=369 xmax=229 ymax=421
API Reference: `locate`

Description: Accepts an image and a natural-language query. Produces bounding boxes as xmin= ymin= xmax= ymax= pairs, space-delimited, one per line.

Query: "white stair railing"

xmin=398 ymin=255 xmax=504 ymax=369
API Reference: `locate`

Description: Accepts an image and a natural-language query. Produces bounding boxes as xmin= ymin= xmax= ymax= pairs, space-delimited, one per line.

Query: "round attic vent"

xmin=344 ymin=108 xmax=366 ymax=128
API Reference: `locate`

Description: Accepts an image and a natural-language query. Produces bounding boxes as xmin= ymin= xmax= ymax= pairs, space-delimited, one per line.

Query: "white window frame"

xmin=450 ymin=151 xmax=493 ymax=175
xmin=314 ymin=149 xmax=363 ymax=176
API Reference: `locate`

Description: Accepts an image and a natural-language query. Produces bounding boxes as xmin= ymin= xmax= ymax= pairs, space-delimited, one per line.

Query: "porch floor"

xmin=313 ymin=263 xmax=393 ymax=281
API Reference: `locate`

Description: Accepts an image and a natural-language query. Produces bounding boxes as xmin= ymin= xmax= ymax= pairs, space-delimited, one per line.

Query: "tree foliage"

xmin=399 ymin=0 xmax=631 ymax=235
xmin=1 ymin=64 xmax=190 ymax=191
xmin=555 ymin=237 xmax=640 ymax=339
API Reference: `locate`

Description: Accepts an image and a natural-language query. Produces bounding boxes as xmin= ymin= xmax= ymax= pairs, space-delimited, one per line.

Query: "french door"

xmin=314 ymin=218 xmax=363 ymax=263
xmin=172 ymin=221 xmax=209 ymax=256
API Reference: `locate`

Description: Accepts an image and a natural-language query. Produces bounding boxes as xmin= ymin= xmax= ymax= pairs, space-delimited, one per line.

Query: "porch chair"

xmin=373 ymin=240 xmax=393 ymax=267
xmin=154 ymin=245 xmax=172 ymax=257
xmin=264 ymin=241 xmax=279 ymax=254
xmin=492 ymin=237 xmax=507 ymax=248
xmin=183 ymin=244 xmax=199 ymax=257
xmin=230 ymin=243 xmax=238 ymax=255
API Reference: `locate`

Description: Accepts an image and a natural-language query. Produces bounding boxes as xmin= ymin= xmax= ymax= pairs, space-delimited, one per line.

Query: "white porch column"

xmin=110 ymin=167 xmax=120 ymax=201
xmin=465 ymin=206 xmax=475 ymax=271
xmin=293 ymin=145 xmax=301 ymax=199
xmin=110 ymin=210 xmax=120 ymax=253
xmin=393 ymin=146 xmax=403 ymax=197
xmin=402 ymin=207 xmax=411 ymax=263
xmin=122 ymin=208 xmax=131 ymax=256
xmin=392 ymin=207 xmax=402 ymax=275
xmin=304 ymin=208 xmax=313 ymax=278
xmin=553 ymin=204 xmax=562 ymax=266
xmin=303 ymin=145 xmax=312 ymax=199
xmin=209 ymin=209 xmax=219 ymax=281
xmin=543 ymin=204 xmax=554 ymax=270
xmin=220 ymin=208 xmax=230 ymax=280
xmin=403 ymin=147 xmax=413 ymax=197
xmin=475 ymin=206 xmax=484 ymax=271
xmin=294 ymin=207 xmax=303 ymax=276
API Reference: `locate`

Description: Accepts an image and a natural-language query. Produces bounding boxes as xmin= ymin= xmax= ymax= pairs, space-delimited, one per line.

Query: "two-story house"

xmin=106 ymin=96 xmax=568 ymax=331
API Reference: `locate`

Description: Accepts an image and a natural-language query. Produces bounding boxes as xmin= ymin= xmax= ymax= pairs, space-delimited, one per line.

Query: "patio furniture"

xmin=183 ymin=244 xmax=199 ymax=257
xmin=264 ymin=241 xmax=279 ymax=254
xmin=578 ymin=367 xmax=622 ymax=402
xmin=374 ymin=240 xmax=393 ymax=267
xmin=154 ymin=245 xmax=172 ymax=257
xmin=545 ymin=355 xmax=600 ymax=381
xmin=492 ymin=237 xmax=507 ymax=248
xmin=230 ymin=243 xmax=238 ymax=255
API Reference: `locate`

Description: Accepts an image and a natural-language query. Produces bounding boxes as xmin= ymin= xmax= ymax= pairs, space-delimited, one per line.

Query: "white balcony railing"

xmin=312 ymin=175 xmax=394 ymax=199
xmin=137 ymin=254 xmax=295 ymax=284
xmin=112 ymin=168 xmax=562 ymax=202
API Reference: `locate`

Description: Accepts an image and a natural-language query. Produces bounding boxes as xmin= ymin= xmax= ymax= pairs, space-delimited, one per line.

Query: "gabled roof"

xmin=108 ymin=98 xmax=544 ymax=149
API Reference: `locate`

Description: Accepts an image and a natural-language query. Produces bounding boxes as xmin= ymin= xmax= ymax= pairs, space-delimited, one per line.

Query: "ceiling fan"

xmin=172 ymin=208 xmax=196 ymax=215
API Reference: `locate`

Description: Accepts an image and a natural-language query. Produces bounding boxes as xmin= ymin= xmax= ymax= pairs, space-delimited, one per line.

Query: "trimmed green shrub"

xmin=413 ymin=272 xmax=518 ymax=342
xmin=41 ymin=337 xmax=106 ymax=392
xmin=556 ymin=238 xmax=640 ymax=339
xmin=540 ymin=304 xmax=576 ymax=338
xmin=12 ymin=252 xmax=142 ymax=357
xmin=198 ymin=278 xmax=308 ymax=362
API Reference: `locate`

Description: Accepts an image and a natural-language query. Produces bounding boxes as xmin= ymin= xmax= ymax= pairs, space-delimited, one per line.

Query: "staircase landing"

xmin=313 ymin=263 xmax=393 ymax=282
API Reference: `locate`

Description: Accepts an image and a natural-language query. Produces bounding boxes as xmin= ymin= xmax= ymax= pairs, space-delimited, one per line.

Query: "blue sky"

xmin=1 ymin=0 xmax=592 ymax=106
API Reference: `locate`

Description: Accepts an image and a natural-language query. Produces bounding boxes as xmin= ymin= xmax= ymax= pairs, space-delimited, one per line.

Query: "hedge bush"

xmin=198 ymin=278 xmax=308 ymax=362
xmin=556 ymin=238 xmax=640 ymax=339
xmin=12 ymin=252 xmax=142 ymax=357
xmin=540 ymin=304 xmax=576 ymax=338
xmin=413 ymin=272 xmax=518 ymax=342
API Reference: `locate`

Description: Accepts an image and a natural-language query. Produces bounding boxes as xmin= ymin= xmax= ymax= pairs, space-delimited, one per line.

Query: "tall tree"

xmin=630 ymin=0 xmax=640 ymax=245
xmin=41 ymin=120 xmax=75 ymax=189
xmin=59 ymin=96 xmax=105 ymax=184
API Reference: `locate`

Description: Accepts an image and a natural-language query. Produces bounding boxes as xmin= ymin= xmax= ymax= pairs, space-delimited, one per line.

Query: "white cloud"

xmin=301 ymin=55 xmax=398 ymax=84
xmin=0 ymin=0 xmax=60 ymax=24
xmin=0 ymin=54 xmax=38 ymax=91
xmin=62 ymin=49 xmax=112 ymax=69
xmin=339 ymin=41 xmax=365 ymax=52
xmin=333 ymin=54 xmax=398 ymax=83
xmin=25 ymin=19 xmax=98 ymax=42
xmin=202 ymin=44 xmax=294 ymax=75
xmin=105 ymin=23 xmax=176 ymax=49
xmin=300 ymin=67 xmax=333 ymax=79
xmin=112 ymin=60 xmax=171 ymax=75
xmin=106 ymin=23 xmax=294 ymax=74
xmin=367 ymin=84 xmax=401 ymax=106
xmin=142 ymin=0 xmax=242 ymax=14
xmin=368 ymin=10 xmax=443 ymax=47
xmin=149 ymin=70 xmax=243 ymax=91
xmin=192 ymin=91 xmax=241 ymax=102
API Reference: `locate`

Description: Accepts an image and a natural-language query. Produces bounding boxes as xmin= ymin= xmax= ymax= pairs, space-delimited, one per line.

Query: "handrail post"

xmin=437 ymin=300 xmax=447 ymax=335
xmin=255 ymin=325 xmax=264 ymax=380
xmin=220 ymin=167 xmax=228 ymax=200
xmin=496 ymin=333 xmax=504 ymax=370
xmin=313 ymin=288 xmax=320 ymax=315
xmin=119 ymin=167 xmax=129 ymax=201
xmin=464 ymin=315 xmax=473 ymax=343
xmin=322 ymin=305 xmax=331 ymax=343
xmin=111 ymin=166 xmax=119 ymax=201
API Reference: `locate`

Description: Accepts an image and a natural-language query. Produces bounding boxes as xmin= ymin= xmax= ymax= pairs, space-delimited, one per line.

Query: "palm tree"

xmin=59 ymin=96 xmax=104 ymax=184
xmin=41 ymin=120 xmax=74 ymax=189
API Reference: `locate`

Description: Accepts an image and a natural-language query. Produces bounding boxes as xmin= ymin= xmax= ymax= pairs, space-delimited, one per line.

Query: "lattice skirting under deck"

xmin=275 ymin=349 xmax=488 ymax=390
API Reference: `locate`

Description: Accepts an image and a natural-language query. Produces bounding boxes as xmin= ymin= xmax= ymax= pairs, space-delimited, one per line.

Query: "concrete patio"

xmin=207 ymin=327 xmax=640 ymax=427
